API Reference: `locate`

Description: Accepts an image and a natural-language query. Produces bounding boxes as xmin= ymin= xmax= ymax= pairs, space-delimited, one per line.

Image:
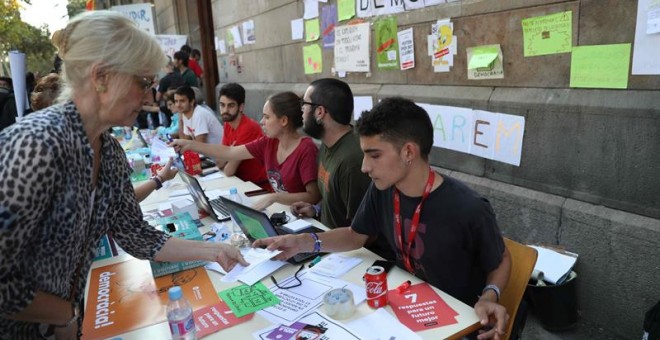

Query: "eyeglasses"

xmin=134 ymin=76 xmax=153 ymax=93
xmin=299 ymin=99 xmax=322 ymax=108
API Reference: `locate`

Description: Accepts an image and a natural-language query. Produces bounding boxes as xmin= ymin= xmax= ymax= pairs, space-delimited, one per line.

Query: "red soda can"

xmin=364 ymin=266 xmax=388 ymax=308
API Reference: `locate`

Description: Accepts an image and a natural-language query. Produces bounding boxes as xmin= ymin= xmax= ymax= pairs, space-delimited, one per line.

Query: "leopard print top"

xmin=0 ymin=102 xmax=170 ymax=338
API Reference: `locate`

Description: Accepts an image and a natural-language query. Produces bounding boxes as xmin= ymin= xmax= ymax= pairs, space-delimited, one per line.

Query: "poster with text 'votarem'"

xmin=82 ymin=259 xmax=219 ymax=340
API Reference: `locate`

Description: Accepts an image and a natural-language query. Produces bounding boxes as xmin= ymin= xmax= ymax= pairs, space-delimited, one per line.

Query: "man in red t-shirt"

xmin=217 ymin=83 xmax=269 ymax=189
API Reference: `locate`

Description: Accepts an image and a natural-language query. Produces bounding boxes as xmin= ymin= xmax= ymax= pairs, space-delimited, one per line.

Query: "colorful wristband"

xmin=310 ymin=232 xmax=322 ymax=253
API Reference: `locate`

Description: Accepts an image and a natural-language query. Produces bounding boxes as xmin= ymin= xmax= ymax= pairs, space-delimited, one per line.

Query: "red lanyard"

xmin=394 ymin=168 xmax=435 ymax=274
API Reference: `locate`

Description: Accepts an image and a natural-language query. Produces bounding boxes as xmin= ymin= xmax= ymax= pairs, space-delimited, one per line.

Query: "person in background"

xmin=292 ymin=78 xmax=392 ymax=260
xmin=30 ymin=73 xmax=62 ymax=111
xmin=254 ymin=97 xmax=511 ymax=340
xmin=0 ymin=77 xmax=17 ymax=132
xmin=170 ymin=91 xmax=321 ymax=211
xmin=172 ymin=51 xmax=199 ymax=88
xmin=0 ymin=11 xmax=247 ymax=339
xmin=216 ymin=83 xmax=269 ymax=190
xmin=181 ymin=45 xmax=203 ymax=85
xmin=175 ymin=85 xmax=222 ymax=144
xmin=156 ymin=89 xmax=180 ymax=138
xmin=155 ymin=57 xmax=184 ymax=103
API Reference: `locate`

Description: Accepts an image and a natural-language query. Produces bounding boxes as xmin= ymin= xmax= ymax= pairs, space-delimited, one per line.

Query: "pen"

xmin=395 ymin=280 xmax=412 ymax=294
xmin=308 ymin=255 xmax=322 ymax=268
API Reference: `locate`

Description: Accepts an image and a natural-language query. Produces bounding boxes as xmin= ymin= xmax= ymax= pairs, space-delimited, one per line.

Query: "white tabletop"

xmin=84 ymin=173 xmax=480 ymax=339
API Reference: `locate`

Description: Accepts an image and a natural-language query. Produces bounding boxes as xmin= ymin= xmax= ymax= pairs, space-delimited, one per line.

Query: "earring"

xmin=96 ymin=84 xmax=106 ymax=93
xmin=406 ymin=160 xmax=412 ymax=166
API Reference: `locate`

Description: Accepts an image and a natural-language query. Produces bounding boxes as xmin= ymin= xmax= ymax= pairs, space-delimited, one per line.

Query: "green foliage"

xmin=1 ymin=0 xmax=57 ymax=75
xmin=66 ymin=0 xmax=87 ymax=19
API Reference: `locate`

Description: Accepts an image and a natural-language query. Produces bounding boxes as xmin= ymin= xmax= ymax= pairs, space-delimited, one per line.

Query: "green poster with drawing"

xmin=375 ymin=17 xmax=399 ymax=70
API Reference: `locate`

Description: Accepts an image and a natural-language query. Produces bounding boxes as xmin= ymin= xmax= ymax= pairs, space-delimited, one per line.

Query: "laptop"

xmin=217 ymin=195 xmax=325 ymax=264
xmin=178 ymin=171 xmax=231 ymax=222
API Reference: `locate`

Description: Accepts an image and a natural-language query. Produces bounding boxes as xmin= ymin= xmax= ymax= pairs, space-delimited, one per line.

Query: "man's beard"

xmin=303 ymin=116 xmax=324 ymax=139
xmin=221 ymin=111 xmax=239 ymax=122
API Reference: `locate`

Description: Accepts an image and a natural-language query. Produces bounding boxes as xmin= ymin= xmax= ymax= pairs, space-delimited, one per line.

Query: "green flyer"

xmin=375 ymin=16 xmax=399 ymax=70
xmin=218 ymin=282 xmax=280 ymax=318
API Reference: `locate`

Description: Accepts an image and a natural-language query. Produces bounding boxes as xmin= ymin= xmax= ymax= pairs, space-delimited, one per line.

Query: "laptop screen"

xmin=178 ymin=171 xmax=218 ymax=221
xmin=218 ymin=196 xmax=278 ymax=240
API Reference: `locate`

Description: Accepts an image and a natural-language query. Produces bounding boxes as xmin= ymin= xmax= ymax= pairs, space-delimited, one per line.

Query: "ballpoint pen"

xmin=308 ymin=255 xmax=322 ymax=268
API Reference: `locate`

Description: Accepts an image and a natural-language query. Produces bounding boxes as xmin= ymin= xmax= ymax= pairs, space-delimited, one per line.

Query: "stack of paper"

xmin=530 ymin=245 xmax=578 ymax=284
xmin=310 ymin=254 xmax=362 ymax=278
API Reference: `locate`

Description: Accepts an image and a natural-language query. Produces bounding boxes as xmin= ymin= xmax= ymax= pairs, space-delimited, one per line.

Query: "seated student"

xmin=175 ymin=85 xmax=223 ymax=144
xmin=215 ymin=83 xmax=269 ymax=190
xmin=170 ymin=91 xmax=321 ymax=211
xmin=254 ymin=97 xmax=511 ymax=340
xmin=156 ymin=89 xmax=180 ymax=137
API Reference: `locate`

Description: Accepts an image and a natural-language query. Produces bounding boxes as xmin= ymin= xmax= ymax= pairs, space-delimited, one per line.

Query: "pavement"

xmin=522 ymin=314 xmax=631 ymax=340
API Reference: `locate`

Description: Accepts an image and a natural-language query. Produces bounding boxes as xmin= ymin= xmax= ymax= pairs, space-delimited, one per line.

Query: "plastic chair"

xmin=501 ymin=238 xmax=538 ymax=340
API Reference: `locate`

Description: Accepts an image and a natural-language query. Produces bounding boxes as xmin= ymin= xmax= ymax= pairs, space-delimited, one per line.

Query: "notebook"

xmin=217 ymin=196 xmax=324 ymax=264
xmin=178 ymin=171 xmax=231 ymax=222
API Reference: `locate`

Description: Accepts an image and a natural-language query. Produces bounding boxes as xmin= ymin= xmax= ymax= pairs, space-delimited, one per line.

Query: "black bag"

xmin=644 ymin=300 xmax=660 ymax=340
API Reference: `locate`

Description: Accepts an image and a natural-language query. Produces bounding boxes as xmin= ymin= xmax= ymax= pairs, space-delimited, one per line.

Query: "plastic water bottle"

xmin=167 ymin=286 xmax=197 ymax=340
xmin=228 ymin=188 xmax=249 ymax=247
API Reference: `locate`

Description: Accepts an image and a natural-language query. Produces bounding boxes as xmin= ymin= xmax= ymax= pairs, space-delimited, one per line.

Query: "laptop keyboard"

xmin=209 ymin=198 xmax=230 ymax=218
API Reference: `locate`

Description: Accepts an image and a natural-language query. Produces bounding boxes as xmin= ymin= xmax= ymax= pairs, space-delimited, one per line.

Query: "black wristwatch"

xmin=54 ymin=304 xmax=79 ymax=328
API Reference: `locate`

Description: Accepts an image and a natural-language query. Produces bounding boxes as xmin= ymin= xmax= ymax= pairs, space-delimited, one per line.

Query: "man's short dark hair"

xmin=191 ymin=49 xmax=201 ymax=59
xmin=173 ymin=51 xmax=189 ymax=67
xmin=175 ymin=85 xmax=195 ymax=103
xmin=180 ymin=44 xmax=192 ymax=54
xmin=356 ymin=97 xmax=433 ymax=160
xmin=309 ymin=78 xmax=353 ymax=125
xmin=219 ymin=83 xmax=245 ymax=105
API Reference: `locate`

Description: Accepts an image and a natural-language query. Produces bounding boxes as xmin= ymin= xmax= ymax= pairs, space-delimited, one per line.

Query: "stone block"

xmin=560 ymin=199 xmax=660 ymax=338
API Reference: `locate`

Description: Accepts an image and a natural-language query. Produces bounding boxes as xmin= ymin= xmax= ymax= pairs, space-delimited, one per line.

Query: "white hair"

xmin=55 ymin=10 xmax=166 ymax=103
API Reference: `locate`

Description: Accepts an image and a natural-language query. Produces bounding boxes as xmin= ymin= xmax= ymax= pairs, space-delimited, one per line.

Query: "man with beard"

xmin=216 ymin=83 xmax=269 ymax=190
xmin=295 ymin=78 xmax=392 ymax=259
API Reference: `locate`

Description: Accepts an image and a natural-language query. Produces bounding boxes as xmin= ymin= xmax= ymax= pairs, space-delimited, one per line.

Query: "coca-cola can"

xmin=364 ymin=266 xmax=388 ymax=308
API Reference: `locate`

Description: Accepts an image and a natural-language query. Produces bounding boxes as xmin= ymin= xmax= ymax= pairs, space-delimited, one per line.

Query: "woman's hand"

xmin=290 ymin=201 xmax=315 ymax=218
xmin=156 ymin=158 xmax=179 ymax=182
xmin=213 ymin=243 xmax=249 ymax=272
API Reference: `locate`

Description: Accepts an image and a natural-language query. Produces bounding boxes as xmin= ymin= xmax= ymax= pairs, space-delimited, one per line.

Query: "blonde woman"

xmin=0 ymin=11 xmax=247 ymax=339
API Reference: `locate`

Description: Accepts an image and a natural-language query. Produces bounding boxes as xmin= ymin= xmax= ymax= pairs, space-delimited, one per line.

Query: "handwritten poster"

xmin=398 ymin=27 xmax=415 ymax=70
xmin=154 ymin=35 xmax=188 ymax=59
xmin=303 ymin=44 xmax=323 ymax=74
xmin=375 ymin=17 xmax=399 ymax=70
xmin=570 ymin=43 xmax=631 ymax=89
xmin=419 ymin=103 xmax=526 ymax=166
xmin=522 ymin=11 xmax=572 ymax=57
xmin=305 ymin=18 xmax=321 ymax=42
xmin=337 ymin=0 xmax=355 ymax=21
xmin=111 ymin=4 xmax=155 ymax=34
xmin=334 ymin=23 xmax=371 ymax=73
xmin=467 ymin=44 xmax=504 ymax=80
xmin=321 ymin=4 xmax=337 ymax=49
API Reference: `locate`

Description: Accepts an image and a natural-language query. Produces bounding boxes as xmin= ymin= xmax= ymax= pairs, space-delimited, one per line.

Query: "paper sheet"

xmin=530 ymin=245 xmax=578 ymax=284
xmin=218 ymin=282 xmax=280 ymax=318
xmin=310 ymin=254 xmax=362 ymax=278
xmin=258 ymin=272 xmax=365 ymax=325
xmin=291 ymin=18 xmax=304 ymax=40
xmin=347 ymin=308 xmax=422 ymax=340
